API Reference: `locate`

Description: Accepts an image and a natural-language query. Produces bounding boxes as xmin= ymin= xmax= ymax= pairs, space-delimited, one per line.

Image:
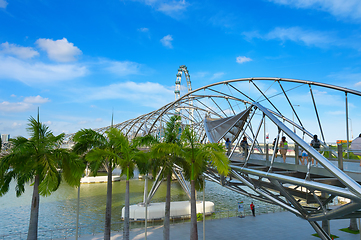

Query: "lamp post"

xmin=349 ymin=118 xmax=353 ymax=140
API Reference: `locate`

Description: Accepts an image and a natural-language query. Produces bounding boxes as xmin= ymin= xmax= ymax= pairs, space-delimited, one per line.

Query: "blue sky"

xmin=1 ymin=0 xmax=361 ymax=140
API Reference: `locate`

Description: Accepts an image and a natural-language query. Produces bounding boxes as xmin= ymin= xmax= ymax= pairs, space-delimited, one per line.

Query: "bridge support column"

xmin=266 ymin=144 xmax=269 ymax=163
xmin=337 ymin=144 xmax=343 ymax=170
xmin=309 ymin=221 xmax=332 ymax=240
xmin=321 ymin=192 xmax=330 ymax=236
xmin=295 ymin=144 xmax=299 ymax=165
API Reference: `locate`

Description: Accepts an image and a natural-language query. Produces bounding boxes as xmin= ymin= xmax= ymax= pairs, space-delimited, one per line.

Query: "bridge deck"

xmin=229 ymin=150 xmax=361 ymax=183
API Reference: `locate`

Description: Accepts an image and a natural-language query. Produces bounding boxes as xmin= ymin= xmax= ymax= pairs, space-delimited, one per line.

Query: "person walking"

xmin=250 ymin=202 xmax=255 ymax=217
xmin=225 ymin=138 xmax=231 ymax=155
xmin=272 ymin=138 xmax=278 ymax=158
xmin=240 ymin=136 xmax=249 ymax=157
xmin=279 ymin=136 xmax=288 ymax=163
xmin=301 ymin=149 xmax=308 ymax=165
xmin=310 ymin=135 xmax=321 ymax=166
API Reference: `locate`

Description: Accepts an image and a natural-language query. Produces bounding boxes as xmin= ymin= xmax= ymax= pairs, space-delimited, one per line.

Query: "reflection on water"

xmin=0 ymin=178 xmax=274 ymax=238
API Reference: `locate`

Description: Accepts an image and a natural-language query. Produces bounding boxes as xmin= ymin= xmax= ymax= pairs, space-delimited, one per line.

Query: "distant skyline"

xmin=1 ymin=0 xmax=361 ymax=140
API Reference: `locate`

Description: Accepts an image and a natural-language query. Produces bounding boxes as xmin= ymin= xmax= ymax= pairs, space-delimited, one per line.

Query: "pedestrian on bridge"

xmin=240 ymin=136 xmax=249 ymax=157
xmin=225 ymin=138 xmax=231 ymax=155
xmin=301 ymin=149 xmax=308 ymax=165
xmin=279 ymin=136 xmax=288 ymax=163
xmin=272 ymin=138 xmax=278 ymax=158
xmin=310 ymin=135 xmax=321 ymax=166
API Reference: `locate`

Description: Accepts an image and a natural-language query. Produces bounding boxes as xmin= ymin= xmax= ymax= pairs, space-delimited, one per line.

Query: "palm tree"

xmin=72 ymin=127 xmax=149 ymax=240
xmin=115 ymin=133 xmax=150 ymax=240
xmin=181 ymin=126 xmax=230 ymax=240
xmin=0 ymin=113 xmax=84 ymax=240
xmin=147 ymin=115 xmax=183 ymax=240
xmin=72 ymin=128 xmax=114 ymax=240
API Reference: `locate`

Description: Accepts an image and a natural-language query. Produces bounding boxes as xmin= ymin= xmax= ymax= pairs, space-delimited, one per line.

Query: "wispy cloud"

xmin=1 ymin=42 xmax=39 ymax=59
xmin=191 ymin=71 xmax=208 ymax=79
xmin=210 ymin=72 xmax=225 ymax=81
xmin=209 ymin=11 xmax=237 ymax=29
xmin=0 ymin=41 xmax=149 ymax=84
xmin=157 ymin=0 xmax=188 ymax=16
xmin=0 ymin=101 xmax=33 ymax=112
xmin=138 ymin=27 xmax=149 ymax=32
xmin=327 ymin=70 xmax=361 ymax=89
xmin=0 ymin=0 xmax=8 ymax=8
xmin=160 ymin=35 xmax=173 ymax=48
xmin=24 ymin=95 xmax=50 ymax=104
xmin=236 ymin=56 xmax=252 ymax=64
xmin=36 ymin=38 xmax=82 ymax=62
xmin=76 ymin=81 xmax=174 ymax=108
xmin=269 ymin=0 xmax=361 ymax=21
xmin=106 ymin=60 xmax=143 ymax=76
xmin=0 ymin=95 xmax=49 ymax=112
xmin=327 ymin=110 xmax=345 ymax=115
xmin=136 ymin=0 xmax=189 ymax=17
xmin=0 ymin=55 xmax=87 ymax=84
xmin=244 ymin=27 xmax=338 ymax=48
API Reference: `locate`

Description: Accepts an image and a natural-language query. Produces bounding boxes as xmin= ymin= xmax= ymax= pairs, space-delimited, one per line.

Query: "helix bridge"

xmin=3 ymin=66 xmax=361 ymax=240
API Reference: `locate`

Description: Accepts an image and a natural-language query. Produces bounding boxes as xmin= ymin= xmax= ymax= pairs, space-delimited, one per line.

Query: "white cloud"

xmin=0 ymin=101 xmax=32 ymax=112
xmin=0 ymin=0 xmax=8 ymax=8
xmin=327 ymin=71 xmax=361 ymax=89
xmin=137 ymin=0 xmax=188 ymax=17
xmin=138 ymin=27 xmax=149 ymax=32
xmin=0 ymin=95 xmax=49 ymax=112
xmin=0 ymin=55 xmax=87 ymax=84
xmin=158 ymin=0 xmax=188 ymax=15
xmin=244 ymin=27 xmax=335 ymax=48
xmin=12 ymin=122 xmax=22 ymax=128
xmin=192 ymin=71 xmax=208 ymax=79
xmin=106 ymin=61 xmax=143 ymax=76
xmin=24 ymin=95 xmax=50 ymax=104
xmin=266 ymin=27 xmax=334 ymax=47
xmin=269 ymin=0 xmax=361 ymax=20
xmin=327 ymin=110 xmax=345 ymax=115
xmin=236 ymin=56 xmax=252 ymax=64
xmin=10 ymin=94 xmax=16 ymax=97
xmin=78 ymin=81 xmax=174 ymax=108
xmin=160 ymin=35 xmax=173 ymax=48
xmin=210 ymin=72 xmax=225 ymax=81
xmin=1 ymin=42 xmax=39 ymax=59
xmin=36 ymin=38 xmax=82 ymax=62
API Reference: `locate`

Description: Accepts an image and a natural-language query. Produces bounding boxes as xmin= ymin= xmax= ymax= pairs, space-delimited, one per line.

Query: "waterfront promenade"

xmin=64 ymin=211 xmax=360 ymax=240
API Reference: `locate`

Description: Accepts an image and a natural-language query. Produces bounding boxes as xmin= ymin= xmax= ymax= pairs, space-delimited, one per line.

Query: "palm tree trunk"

xmin=163 ymin=173 xmax=171 ymax=240
xmin=104 ymin=161 xmax=112 ymax=240
xmin=27 ymin=175 xmax=40 ymax=240
xmin=124 ymin=178 xmax=130 ymax=240
xmin=190 ymin=179 xmax=198 ymax=240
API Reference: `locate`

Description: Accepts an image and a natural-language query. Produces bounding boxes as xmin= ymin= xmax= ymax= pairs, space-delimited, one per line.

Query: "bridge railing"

xmin=230 ymin=142 xmax=361 ymax=174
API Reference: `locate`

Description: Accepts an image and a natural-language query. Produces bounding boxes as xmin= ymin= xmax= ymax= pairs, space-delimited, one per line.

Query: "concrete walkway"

xmin=64 ymin=211 xmax=361 ymax=240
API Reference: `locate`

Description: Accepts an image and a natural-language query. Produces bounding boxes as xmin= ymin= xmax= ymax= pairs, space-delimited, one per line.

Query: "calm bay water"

xmin=0 ymin=177 xmax=275 ymax=238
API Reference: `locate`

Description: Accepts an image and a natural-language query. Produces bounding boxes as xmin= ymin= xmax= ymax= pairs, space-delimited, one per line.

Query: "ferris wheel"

xmin=175 ymin=65 xmax=194 ymax=124
xmin=175 ymin=65 xmax=192 ymax=100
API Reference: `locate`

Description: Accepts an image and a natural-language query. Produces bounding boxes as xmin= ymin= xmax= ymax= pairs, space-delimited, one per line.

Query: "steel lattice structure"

xmin=5 ymin=77 xmax=361 ymax=240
